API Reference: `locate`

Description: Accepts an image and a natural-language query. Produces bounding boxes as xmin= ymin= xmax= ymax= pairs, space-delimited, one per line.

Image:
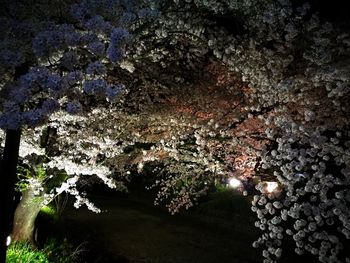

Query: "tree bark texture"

xmin=0 ymin=129 xmax=21 ymax=263
xmin=12 ymin=187 xmax=43 ymax=245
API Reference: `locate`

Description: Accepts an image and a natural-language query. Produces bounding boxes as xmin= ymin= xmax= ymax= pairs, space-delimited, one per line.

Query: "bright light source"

xmin=266 ymin=182 xmax=278 ymax=193
xmin=228 ymin=177 xmax=241 ymax=188
xmin=6 ymin=236 xmax=11 ymax=246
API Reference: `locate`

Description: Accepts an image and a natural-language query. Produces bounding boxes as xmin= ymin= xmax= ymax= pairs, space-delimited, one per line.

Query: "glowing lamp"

xmin=228 ymin=177 xmax=241 ymax=188
xmin=6 ymin=236 xmax=11 ymax=246
xmin=266 ymin=182 xmax=278 ymax=193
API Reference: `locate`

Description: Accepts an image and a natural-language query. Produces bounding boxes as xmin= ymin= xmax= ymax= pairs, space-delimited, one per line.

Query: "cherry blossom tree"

xmin=120 ymin=0 xmax=350 ymax=262
xmin=0 ymin=0 xmax=159 ymax=259
xmin=1 ymin=1 xmax=349 ymax=262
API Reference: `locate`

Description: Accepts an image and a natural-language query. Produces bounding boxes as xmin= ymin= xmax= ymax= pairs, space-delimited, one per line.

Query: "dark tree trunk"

xmin=12 ymin=187 xmax=43 ymax=245
xmin=0 ymin=129 xmax=21 ymax=263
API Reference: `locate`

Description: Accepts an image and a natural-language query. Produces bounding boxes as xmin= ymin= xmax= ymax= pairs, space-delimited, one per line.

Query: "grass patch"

xmin=6 ymin=239 xmax=79 ymax=263
xmin=7 ymin=242 xmax=49 ymax=263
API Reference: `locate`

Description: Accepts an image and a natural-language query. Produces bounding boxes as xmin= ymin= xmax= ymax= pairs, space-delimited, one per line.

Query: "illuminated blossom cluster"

xmin=0 ymin=0 xmax=159 ymax=130
xmin=141 ymin=122 xmax=233 ymax=213
xmin=251 ymin=118 xmax=350 ymax=263
xmin=122 ymin=0 xmax=350 ymax=261
xmin=0 ymin=0 xmax=158 ymax=215
xmin=1 ymin=1 xmax=349 ymax=261
xmin=38 ymin=99 xmax=260 ymax=215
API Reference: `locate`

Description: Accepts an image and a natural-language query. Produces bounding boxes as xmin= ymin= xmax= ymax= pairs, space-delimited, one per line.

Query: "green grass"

xmin=6 ymin=242 xmax=49 ymax=263
xmin=6 ymin=239 xmax=78 ymax=263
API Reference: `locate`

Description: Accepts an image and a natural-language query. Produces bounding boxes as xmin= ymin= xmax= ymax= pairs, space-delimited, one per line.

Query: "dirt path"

xmin=64 ymin=195 xmax=261 ymax=263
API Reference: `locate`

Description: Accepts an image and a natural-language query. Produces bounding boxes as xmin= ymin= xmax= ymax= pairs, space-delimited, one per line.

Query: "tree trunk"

xmin=0 ymin=129 xmax=21 ymax=263
xmin=12 ymin=187 xmax=43 ymax=245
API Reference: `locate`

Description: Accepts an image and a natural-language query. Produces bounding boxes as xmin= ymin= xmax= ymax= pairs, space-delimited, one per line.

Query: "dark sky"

xmin=291 ymin=0 xmax=350 ymax=25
